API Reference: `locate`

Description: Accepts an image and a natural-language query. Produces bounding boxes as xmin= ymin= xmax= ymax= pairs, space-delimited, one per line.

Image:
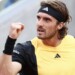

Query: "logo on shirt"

xmin=54 ymin=53 xmax=61 ymax=58
xmin=13 ymin=50 xmax=20 ymax=54
xmin=42 ymin=7 xmax=48 ymax=11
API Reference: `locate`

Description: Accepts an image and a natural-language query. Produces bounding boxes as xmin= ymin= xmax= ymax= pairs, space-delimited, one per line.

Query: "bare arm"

xmin=0 ymin=55 xmax=22 ymax=75
xmin=0 ymin=23 xmax=24 ymax=75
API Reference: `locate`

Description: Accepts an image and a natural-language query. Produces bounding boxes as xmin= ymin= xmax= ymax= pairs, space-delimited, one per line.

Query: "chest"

xmin=35 ymin=46 xmax=75 ymax=75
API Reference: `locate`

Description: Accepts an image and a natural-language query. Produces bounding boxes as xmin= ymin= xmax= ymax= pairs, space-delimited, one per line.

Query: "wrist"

xmin=3 ymin=36 xmax=17 ymax=55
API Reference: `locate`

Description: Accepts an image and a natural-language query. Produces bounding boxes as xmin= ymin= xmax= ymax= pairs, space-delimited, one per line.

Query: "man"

xmin=0 ymin=0 xmax=75 ymax=75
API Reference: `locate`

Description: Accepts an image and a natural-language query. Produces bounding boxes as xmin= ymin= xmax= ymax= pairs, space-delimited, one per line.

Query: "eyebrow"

xmin=37 ymin=15 xmax=52 ymax=21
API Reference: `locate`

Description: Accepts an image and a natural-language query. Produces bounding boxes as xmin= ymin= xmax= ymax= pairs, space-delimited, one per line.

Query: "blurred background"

xmin=0 ymin=0 xmax=75 ymax=53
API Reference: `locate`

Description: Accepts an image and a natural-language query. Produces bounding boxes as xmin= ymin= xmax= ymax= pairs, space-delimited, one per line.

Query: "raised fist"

xmin=9 ymin=22 xmax=24 ymax=39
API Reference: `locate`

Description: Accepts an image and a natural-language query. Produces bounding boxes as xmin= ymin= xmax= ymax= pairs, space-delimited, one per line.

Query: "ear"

xmin=57 ymin=22 xmax=65 ymax=30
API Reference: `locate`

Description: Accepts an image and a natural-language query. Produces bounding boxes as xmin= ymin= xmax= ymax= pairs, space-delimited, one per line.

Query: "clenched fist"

xmin=9 ymin=22 xmax=24 ymax=39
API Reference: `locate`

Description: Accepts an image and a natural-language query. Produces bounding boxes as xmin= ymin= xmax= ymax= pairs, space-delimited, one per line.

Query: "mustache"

xmin=37 ymin=26 xmax=45 ymax=31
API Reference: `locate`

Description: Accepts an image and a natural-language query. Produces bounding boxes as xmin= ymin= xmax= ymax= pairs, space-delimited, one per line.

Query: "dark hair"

xmin=40 ymin=0 xmax=71 ymax=39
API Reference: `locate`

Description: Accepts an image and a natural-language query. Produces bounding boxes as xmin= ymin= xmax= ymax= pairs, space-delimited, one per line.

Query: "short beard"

xmin=37 ymin=31 xmax=57 ymax=40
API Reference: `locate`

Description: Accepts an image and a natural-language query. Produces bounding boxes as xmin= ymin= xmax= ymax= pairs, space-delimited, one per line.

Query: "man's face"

xmin=36 ymin=12 xmax=60 ymax=39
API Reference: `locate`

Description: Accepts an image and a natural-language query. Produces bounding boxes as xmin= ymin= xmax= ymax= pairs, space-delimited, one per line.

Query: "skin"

xmin=0 ymin=12 xmax=64 ymax=75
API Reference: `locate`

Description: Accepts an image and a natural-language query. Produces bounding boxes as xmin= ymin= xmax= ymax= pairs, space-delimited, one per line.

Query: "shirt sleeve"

xmin=12 ymin=41 xmax=36 ymax=67
xmin=12 ymin=41 xmax=38 ymax=75
xmin=12 ymin=43 xmax=27 ymax=68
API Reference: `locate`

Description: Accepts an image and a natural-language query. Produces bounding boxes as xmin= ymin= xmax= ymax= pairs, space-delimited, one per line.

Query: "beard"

xmin=37 ymin=30 xmax=57 ymax=40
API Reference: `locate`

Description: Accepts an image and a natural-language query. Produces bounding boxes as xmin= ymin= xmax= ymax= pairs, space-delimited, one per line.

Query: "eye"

xmin=44 ymin=17 xmax=51 ymax=22
xmin=37 ymin=15 xmax=41 ymax=21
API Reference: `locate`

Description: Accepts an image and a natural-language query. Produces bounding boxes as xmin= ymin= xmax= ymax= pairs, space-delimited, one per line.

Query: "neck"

xmin=42 ymin=35 xmax=61 ymax=47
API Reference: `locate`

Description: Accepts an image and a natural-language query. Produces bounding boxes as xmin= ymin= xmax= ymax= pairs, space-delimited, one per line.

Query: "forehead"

xmin=37 ymin=12 xmax=57 ymax=20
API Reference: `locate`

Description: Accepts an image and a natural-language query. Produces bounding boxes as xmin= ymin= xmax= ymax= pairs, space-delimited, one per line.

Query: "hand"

xmin=9 ymin=22 xmax=24 ymax=39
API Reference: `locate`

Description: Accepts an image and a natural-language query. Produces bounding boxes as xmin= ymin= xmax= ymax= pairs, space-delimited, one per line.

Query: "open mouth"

xmin=37 ymin=28 xmax=45 ymax=32
xmin=37 ymin=28 xmax=45 ymax=35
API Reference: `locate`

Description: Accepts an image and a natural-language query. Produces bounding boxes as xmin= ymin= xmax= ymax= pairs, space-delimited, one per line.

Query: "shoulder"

xmin=13 ymin=41 xmax=35 ymax=55
xmin=31 ymin=37 xmax=43 ymax=49
xmin=62 ymin=35 xmax=75 ymax=45
xmin=63 ymin=35 xmax=75 ymax=41
xmin=13 ymin=37 xmax=42 ymax=54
